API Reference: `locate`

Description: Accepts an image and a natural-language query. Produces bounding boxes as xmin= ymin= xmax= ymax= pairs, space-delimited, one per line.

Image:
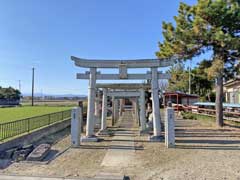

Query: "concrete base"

xmin=166 ymin=144 xmax=175 ymax=148
xmin=94 ymin=172 xmax=126 ymax=180
xmin=146 ymin=121 xmax=153 ymax=130
xmin=81 ymin=136 xmax=99 ymax=142
xmin=139 ymin=129 xmax=149 ymax=136
xmin=98 ymin=129 xmax=113 ymax=136
xmin=149 ymin=135 xmax=164 ymax=142
xmin=94 ymin=124 xmax=101 ymax=129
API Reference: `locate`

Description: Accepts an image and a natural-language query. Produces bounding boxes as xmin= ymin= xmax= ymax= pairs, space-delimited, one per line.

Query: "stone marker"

xmin=27 ymin=144 xmax=51 ymax=161
xmin=71 ymin=107 xmax=82 ymax=147
xmin=165 ymin=102 xmax=175 ymax=148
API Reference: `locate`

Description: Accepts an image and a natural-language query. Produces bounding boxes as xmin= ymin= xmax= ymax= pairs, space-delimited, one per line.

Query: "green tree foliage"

xmin=167 ymin=60 xmax=214 ymax=101
xmin=167 ymin=62 xmax=189 ymax=92
xmin=191 ymin=60 xmax=214 ymax=101
xmin=0 ymin=87 xmax=21 ymax=100
xmin=156 ymin=0 xmax=240 ymax=126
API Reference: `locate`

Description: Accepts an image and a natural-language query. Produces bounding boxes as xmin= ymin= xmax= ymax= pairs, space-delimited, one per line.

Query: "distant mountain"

xmin=22 ymin=93 xmax=87 ymax=98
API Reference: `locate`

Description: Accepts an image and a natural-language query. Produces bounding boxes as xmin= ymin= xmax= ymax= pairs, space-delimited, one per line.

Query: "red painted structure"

xmin=163 ymin=91 xmax=199 ymax=111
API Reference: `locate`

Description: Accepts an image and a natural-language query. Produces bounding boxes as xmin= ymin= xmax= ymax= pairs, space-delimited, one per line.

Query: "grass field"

xmin=21 ymin=100 xmax=80 ymax=107
xmin=0 ymin=106 xmax=72 ymax=124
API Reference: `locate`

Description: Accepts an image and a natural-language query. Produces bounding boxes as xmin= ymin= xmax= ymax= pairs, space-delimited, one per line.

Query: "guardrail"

xmin=181 ymin=106 xmax=240 ymax=122
xmin=0 ymin=110 xmax=71 ymax=141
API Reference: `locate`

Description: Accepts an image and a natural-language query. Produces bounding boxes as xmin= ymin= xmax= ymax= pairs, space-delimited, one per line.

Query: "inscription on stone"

xmin=119 ymin=64 xmax=127 ymax=79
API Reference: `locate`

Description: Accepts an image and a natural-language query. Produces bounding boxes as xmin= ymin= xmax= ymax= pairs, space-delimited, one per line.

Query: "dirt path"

xmin=101 ymin=110 xmax=137 ymax=168
xmin=1 ymin=113 xmax=240 ymax=180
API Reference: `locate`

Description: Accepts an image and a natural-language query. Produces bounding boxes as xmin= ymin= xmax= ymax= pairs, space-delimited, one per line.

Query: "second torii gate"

xmin=71 ymin=56 xmax=172 ymax=142
xmin=96 ymin=83 xmax=151 ymax=133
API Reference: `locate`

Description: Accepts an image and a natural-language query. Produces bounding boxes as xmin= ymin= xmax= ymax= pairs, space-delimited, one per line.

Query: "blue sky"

xmin=0 ymin=0 xmax=210 ymax=95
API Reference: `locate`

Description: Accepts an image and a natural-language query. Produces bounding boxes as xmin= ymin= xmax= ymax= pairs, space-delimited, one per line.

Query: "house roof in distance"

xmin=224 ymin=77 xmax=240 ymax=88
xmin=164 ymin=91 xmax=199 ymax=98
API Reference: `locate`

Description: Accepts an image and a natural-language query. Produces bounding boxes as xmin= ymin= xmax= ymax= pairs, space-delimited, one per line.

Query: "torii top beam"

xmin=71 ymin=56 xmax=173 ymax=68
xmin=96 ymin=83 xmax=151 ymax=89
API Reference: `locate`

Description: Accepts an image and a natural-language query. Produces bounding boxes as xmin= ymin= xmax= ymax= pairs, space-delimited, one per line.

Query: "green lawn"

xmin=0 ymin=106 xmax=72 ymax=124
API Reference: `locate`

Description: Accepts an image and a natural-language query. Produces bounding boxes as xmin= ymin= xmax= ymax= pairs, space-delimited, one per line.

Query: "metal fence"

xmin=0 ymin=110 xmax=71 ymax=141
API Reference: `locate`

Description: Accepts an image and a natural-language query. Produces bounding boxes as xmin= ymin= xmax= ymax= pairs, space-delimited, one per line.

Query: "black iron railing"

xmin=0 ymin=110 xmax=71 ymax=141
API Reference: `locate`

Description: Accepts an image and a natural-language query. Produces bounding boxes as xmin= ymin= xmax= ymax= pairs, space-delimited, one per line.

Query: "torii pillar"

xmin=82 ymin=68 xmax=98 ymax=142
xmin=101 ymin=88 xmax=107 ymax=131
xmin=119 ymin=99 xmax=124 ymax=116
xmin=94 ymin=90 xmax=101 ymax=128
xmin=150 ymin=67 xmax=162 ymax=141
xmin=140 ymin=88 xmax=147 ymax=133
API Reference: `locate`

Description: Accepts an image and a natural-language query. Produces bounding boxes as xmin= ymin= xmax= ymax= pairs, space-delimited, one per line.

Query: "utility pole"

xmin=18 ymin=80 xmax=21 ymax=92
xmin=188 ymin=59 xmax=191 ymax=95
xmin=32 ymin=67 xmax=35 ymax=106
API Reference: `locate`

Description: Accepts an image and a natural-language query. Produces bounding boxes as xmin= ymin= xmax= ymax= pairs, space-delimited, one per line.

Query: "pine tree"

xmin=156 ymin=0 xmax=240 ymax=126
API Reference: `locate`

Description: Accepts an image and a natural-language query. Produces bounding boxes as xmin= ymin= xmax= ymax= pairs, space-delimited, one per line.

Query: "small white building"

xmin=224 ymin=78 xmax=240 ymax=104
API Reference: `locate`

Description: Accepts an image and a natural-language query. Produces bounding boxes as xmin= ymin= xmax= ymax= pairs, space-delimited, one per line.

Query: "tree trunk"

xmin=215 ymin=73 xmax=224 ymax=127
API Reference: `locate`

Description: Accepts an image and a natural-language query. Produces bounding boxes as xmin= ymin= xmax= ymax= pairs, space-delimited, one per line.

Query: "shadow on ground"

xmin=80 ymin=144 xmax=144 ymax=150
xmin=175 ymin=126 xmax=240 ymax=150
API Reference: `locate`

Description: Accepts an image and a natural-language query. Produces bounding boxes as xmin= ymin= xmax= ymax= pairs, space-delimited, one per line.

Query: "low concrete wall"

xmin=0 ymin=119 xmax=70 ymax=152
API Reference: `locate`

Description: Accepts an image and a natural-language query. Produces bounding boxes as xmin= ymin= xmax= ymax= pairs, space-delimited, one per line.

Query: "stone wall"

xmin=0 ymin=119 xmax=70 ymax=152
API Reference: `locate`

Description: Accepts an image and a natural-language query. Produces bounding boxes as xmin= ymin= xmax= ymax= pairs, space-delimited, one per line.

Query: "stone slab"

xmin=81 ymin=136 xmax=99 ymax=142
xmin=0 ymin=174 xmax=95 ymax=180
xmin=101 ymin=147 xmax=135 ymax=167
xmin=97 ymin=130 xmax=112 ymax=136
xmin=139 ymin=130 xmax=149 ymax=136
xmin=149 ymin=135 xmax=164 ymax=142
xmin=0 ymin=174 xmax=127 ymax=180
xmin=101 ymin=111 xmax=137 ymax=167
xmin=27 ymin=144 xmax=51 ymax=161
xmin=94 ymin=172 xmax=126 ymax=180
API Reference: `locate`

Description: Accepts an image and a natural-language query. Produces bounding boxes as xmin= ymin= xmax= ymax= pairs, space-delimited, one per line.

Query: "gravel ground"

xmin=126 ymin=119 xmax=240 ymax=180
xmin=1 ymin=117 xmax=240 ymax=180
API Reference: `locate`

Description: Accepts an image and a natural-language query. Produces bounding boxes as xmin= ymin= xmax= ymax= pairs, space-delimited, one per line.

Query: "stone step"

xmin=0 ymin=174 xmax=127 ymax=180
xmin=94 ymin=172 xmax=126 ymax=180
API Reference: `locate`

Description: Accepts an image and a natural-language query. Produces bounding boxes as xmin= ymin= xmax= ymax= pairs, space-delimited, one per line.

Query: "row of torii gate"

xmin=70 ymin=56 xmax=173 ymax=142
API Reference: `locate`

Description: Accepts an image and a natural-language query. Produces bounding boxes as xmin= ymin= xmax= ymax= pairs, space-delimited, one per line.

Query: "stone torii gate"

xmin=71 ymin=56 xmax=172 ymax=142
xmin=96 ymin=83 xmax=151 ymax=133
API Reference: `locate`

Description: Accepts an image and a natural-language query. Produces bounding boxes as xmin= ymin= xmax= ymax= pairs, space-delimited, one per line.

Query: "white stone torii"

xmin=99 ymin=89 xmax=146 ymax=132
xmin=71 ymin=56 xmax=173 ymax=142
xmin=96 ymin=83 xmax=150 ymax=132
xmin=107 ymin=91 xmax=141 ymax=97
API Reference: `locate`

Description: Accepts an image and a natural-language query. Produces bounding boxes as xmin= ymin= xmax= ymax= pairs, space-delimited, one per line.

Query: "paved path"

xmin=0 ymin=111 xmax=136 ymax=180
xmin=101 ymin=110 xmax=138 ymax=167
xmin=0 ymin=174 xmax=125 ymax=180
xmin=0 ymin=174 xmax=87 ymax=180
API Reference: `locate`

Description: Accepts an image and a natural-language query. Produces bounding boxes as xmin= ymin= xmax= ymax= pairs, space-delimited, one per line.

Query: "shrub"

xmin=181 ymin=112 xmax=197 ymax=120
